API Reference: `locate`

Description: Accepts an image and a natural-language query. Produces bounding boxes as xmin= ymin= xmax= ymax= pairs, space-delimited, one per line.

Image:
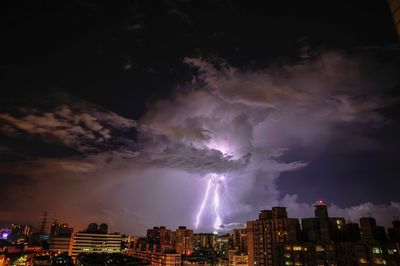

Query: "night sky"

xmin=1 ymin=0 xmax=400 ymax=234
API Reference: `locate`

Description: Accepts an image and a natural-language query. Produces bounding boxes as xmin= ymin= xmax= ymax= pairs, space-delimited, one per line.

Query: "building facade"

xmin=68 ymin=232 xmax=122 ymax=257
xmin=247 ymin=207 xmax=300 ymax=266
xmin=131 ymin=249 xmax=181 ymax=266
xmin=173 ymin=226 xmax=194 ymax=256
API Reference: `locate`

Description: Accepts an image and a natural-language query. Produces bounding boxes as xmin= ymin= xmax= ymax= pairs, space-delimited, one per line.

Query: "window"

xmin=388 ymin=248 xmax=397 ymax=254
xmin=372 ymin=247 xmax=382 ymax=254
xmin=373 ymin=258 xmax=385 ymax=265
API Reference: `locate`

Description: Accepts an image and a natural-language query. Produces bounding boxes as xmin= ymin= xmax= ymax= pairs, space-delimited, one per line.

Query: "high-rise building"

xmin=228 ymin=249 xmax=248 ymax=266
xmin=232 ymin=229 xmax=247 ymax=253
xmin=314 ymin=202 xmax=330 ymax=242
xmin=159 ymin=226 xmax=173 ymax=252
xmin=388 ymin=0 xmax=400 ymax=39
xmin=146 ymin=226 xmax=173 ymax=252
xmin=173 ymin=226 xmax=194 ymax=256
xmin=273 ymin=243 xmax=337 ymax=266
xmin=343 ymin=222 xmax=361 ymax=242
xmin=360 ymin=217 xmax=378 ymax=242
xmin=335 ymin=242 xmax=400 ymax=265
xmin=247 ymin=207 xmax=300 ymax=266
xmin=360 ymin=217 xmax=387 ymax=242
xmin=301 ymin=218 xmax=320 ymax=241
xmin=214 ymin=234 xmax=230 ymax=258
xmin=147 ymin=227 xmax=161 ymax=251
xmin=194 ymin=233 xmax=216 ymax=250
xmin=388 ymin=219 xmax=400 ymax=242
xmin=302 ymin=202 xmax=346 ymax=243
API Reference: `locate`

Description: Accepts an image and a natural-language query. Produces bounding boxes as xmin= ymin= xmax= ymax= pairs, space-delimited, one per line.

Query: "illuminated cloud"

xmin=0 ymin=52 xmax=399 ymax=233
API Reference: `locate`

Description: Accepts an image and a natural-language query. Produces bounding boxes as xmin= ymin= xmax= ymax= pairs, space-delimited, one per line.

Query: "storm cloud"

xmin=0 ymin=52 xmax=399 ymax=234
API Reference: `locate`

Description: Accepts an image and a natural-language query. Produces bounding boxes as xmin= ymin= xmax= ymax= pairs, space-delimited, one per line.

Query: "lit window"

xmin=388 ymin=249 xmax=397 ymax=254
xmin=372 ymin=247 xmax=382 ymax=254
xmin=373 ymin=258 xmax=384 ymax=264
xmin=293 ymin=246 xmax=302 ymax=251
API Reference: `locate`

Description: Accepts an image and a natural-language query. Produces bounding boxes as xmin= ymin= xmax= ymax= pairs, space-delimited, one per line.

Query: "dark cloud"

xmin=1 ymin=52 xmax=399 ymax=233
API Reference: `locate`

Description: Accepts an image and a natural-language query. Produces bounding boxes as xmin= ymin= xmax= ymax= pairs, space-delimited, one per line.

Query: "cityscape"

xmin=1 ymin=203 xmax=400 ymax=265
xmin=2 ymin=0 xmax=400 ymax=265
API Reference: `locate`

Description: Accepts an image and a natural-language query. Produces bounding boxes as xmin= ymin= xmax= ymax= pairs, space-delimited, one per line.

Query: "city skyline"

xmin=1 ymin=1 xmax=400 ymax=235
xmin=2 ymin=201 xmax=400 ymax=265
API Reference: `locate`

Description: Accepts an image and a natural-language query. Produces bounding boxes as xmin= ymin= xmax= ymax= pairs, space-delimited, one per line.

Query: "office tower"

xmin=388 ymin=0 xmax=400 ymax=39
xmin=232 ymin=229 xmax=247 ymax=253
xmin=69 ymin=224 xmax=122 ymax=257
xmin=173 ymin=226 xmax=194 ymax=256
xmin=247 ymin=207 xmax=300 ymax=266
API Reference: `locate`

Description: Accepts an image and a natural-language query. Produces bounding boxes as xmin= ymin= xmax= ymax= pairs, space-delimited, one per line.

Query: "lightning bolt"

xmin=195 ymin=177 xmax=212 ymax=229
xmin=213 ymin=182 xmax=222 ymax=230
xmin=195 ymin=173 xmax=225 ymax=230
